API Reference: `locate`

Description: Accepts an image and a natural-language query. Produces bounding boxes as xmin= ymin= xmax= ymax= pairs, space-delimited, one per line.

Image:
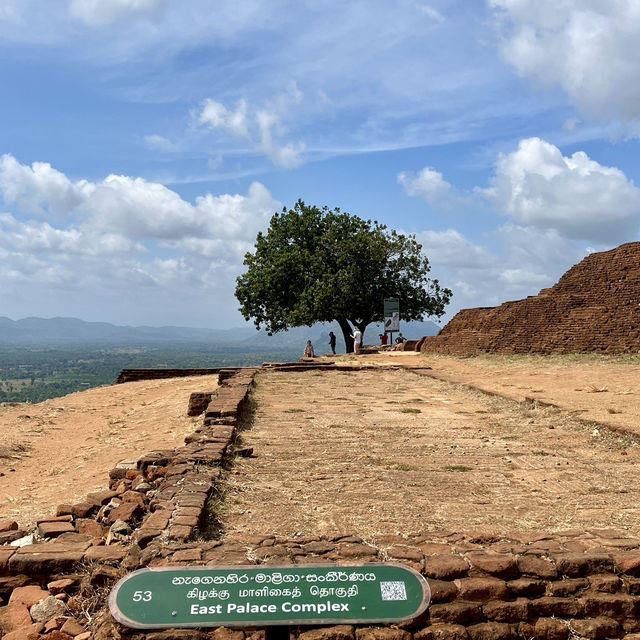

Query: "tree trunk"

xmin=336 ymin=317 xmax=354 ymax=353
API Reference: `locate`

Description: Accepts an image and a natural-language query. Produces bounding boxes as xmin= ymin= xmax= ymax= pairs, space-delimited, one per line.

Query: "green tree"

xmin=235 ymin=201 xmax=452 ymax=353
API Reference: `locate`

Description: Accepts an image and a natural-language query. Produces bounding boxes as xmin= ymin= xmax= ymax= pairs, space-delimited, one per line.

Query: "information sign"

xmin=384 ymin=299 xmax=400 ymax=333
xmin=383 ymin=298 xmax=400 ymax=318
xmin=109 ymin=564 xmax=430 ymax=629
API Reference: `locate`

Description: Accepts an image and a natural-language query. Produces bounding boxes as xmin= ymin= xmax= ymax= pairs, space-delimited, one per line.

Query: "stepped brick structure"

xmin=421 ymin=242 xmax=640 ymax=355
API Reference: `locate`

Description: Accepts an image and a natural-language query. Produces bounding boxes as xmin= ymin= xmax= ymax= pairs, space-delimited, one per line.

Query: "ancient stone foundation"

xmin=421 ymin=242 xmax=640 ymax=355
xmin=2 ymin=365 xmax=640 ymax=639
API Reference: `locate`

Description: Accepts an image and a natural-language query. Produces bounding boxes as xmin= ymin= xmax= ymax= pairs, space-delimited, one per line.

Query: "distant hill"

xmin=0 ymin=316 xmax=441 ymax=349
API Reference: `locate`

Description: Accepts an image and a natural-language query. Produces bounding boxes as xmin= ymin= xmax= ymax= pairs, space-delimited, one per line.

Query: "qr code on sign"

xmin=380 ymin=581 xmax=407 ymax=601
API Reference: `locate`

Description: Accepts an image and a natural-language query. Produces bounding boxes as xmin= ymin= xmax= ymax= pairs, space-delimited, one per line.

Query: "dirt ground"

xmin=401 ymin=352 xmax=640 ymax=436
xmin=223 ymin=353 xmax=640 ymax=539
xmin=3 ymin=353 xmax=640 ymax=538
xmin=0 ymin=374 xmax=218 ymax=528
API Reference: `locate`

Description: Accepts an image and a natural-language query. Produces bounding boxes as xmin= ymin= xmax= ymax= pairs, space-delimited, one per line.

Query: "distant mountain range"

xmin=0 ymin=316 xmax=441 ymax=348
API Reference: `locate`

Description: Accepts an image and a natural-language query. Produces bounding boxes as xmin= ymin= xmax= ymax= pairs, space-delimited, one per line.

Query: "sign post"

xmin=109 ymin=564 xmax=430 ymax=630
xmin=384 ymin=298 xmax=400 ymax=345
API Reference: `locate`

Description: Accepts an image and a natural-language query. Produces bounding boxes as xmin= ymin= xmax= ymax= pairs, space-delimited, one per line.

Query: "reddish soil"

xmin=223 ymin=353 xmax=640 ymax=539
xmin=0 ymin=374 xmax=218 ymax=528
xmin=3 ymin=353 xmax=640 ymax=539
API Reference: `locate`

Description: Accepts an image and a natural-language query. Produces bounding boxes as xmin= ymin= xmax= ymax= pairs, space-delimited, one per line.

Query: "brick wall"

xmin=421 ymin=242 xmax=640 ymax=355
xmin=115 ymin=369 xmax=228 ymax=384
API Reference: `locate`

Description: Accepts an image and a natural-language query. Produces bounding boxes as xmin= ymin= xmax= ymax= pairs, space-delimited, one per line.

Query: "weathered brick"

xmin=169 ymin=525 xmax=193 ymax=540
xmin=172 ymin=515 xmax=200 ymax=527
xmin=482 ymin=599 xmax=530 ymax=622
xmin=467 ymin=553 xmax=517 ymax=578
xmin=507 ymin=577 xmax=545 ymax=597
xmin=104 ymin=501 xmax=142 ymax=525
xmin=547 ymin=578 xmax=588 ymax=596
xmin=84 ymin=545 xmax=127 ymax=564
xmin=56 ymin=503 xmax=94 ymax=518
xmin=425 ymin=555 xmax=470 ymax=580
xmin=302 ymin=542 xmax=336 ymax=555
xmin=333 ymin=544 xmax=377 ymax=559
xmin=533 ymin=618 xmax=570 ymax=640
xmin=75 ymin=519 xmax=106 ymax=538
xmin=172 ymin=549 xmax=203 ymax=563
xmin=0 ymin=603 xmax=32 ymax=634
xmin=296 ymin=627 xmax=354 ymax=640
xmin=517 ymin=555 xmax=557 ymax=579
xmin=37 ymin=522 xmax=75 ymax=539
xmin=386 ymin=546 xmax=424 ymax=563
xmin=8 ymin=586 xmax=50 ymax=607
xmin=455 ymin=578 xmax=509 ymax=601
xmin=555 ymin=553 xmax=614 ymax=577
xmin=588 ymin=573 xmax=621 ymax=593
xmin=2 ymin=626 xmax=42 ymax=640
xmin=427 ymin=578 xmax=458 ymax=603
xmin=580 ymin=593 xmax=637 ymax=618
xmin=613 ymin=552 xmax=640 ymax=576
xmin=568 ymin=617 xmax=619 ymax=639
xmin=207 ymin=628 xmax=247 ymax=640
xmin=355 ymin=629 xmax=411 ymax=640
xmin=0 ymin=547 xmax=17 ymax=572
xmin=429 ymin=602 xmax=483 ymax=624
xmin=414 ymin=624 xmax=468 ymax=640
xmin=85 ymin=490 xmax=118 ymax=506
xmin=530 ymin=596 xmax=583 ymax=617
xmin=47 ymin=578 xmax=77 ymax=595
xmin=465 ymin=622 xmax=516 ymax=640
xmin=9 ymin=542 xmax=90 ymax=574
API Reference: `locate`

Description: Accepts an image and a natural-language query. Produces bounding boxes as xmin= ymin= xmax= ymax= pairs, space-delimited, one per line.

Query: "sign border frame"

xmin=109 ymin=562 xmax=431 ymax=630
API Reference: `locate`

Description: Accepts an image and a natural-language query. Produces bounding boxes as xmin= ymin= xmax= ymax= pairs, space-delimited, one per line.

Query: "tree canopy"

xmin=235 ymin=201 xmax=452 ymax=352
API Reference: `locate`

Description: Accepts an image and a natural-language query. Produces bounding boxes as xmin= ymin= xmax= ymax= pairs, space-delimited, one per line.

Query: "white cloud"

xmin=196 ymin=86 xmax=306 ymax=169
xmin=490 ymin=0 xmax=640 ymax=122
xmin=398 ymin=168 xmax=454 ymax=208
xmin=416 ymin=229 xmax=496 ymax=269
xmin=199 ymin=100 xmax=249 ymax=139
xmin=0 ymin=154 xmax=87 ymax=217
xmin=0 ymin=155 xmax=280 ymax=324
xmin=69 ymin=0 xmax=165 ymax=26
xmin=480 ymin=137 xmax=640 ymax=242
xmin=144 ymin=134 xmax=175 ymax=151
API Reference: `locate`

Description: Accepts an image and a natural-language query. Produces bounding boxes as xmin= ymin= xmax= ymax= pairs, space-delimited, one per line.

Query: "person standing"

xmin=351 ymin=326 xmax=362 ymax=354
xmin=328 ymin=331 xmax=337 ymax=355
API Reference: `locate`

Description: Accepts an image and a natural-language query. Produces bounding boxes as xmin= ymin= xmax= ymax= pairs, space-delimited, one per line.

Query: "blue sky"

xmin=1 ymin=0 xmax=640 ymax=329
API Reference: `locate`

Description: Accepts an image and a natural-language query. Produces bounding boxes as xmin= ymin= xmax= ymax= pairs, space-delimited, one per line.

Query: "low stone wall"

xmin=115 ymin=369 xmax=227 ymax=384
xmin=2 ymin=366 xmax=640 ymax=640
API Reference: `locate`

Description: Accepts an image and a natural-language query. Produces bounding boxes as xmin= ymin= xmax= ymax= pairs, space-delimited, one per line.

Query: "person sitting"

xmin=304 ymin=340 xmax=315 ymax=358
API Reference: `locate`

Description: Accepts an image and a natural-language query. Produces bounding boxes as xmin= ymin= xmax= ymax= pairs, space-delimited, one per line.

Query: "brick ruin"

xmin=2 ymin=365 xmax=640 ymax=640
xmin=420 ymin=242 xmax=640 ymax=356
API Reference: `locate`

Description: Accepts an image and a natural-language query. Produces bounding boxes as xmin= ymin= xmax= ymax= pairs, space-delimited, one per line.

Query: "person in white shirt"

xmin=351 ymin=326 xmax=362 ymax=354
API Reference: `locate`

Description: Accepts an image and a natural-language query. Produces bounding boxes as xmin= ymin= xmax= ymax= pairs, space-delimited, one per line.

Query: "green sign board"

xmin=109 ymin=564 xmax=430 ymax=629
xmin=383 ymin=298 xmax=400 ymax=317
